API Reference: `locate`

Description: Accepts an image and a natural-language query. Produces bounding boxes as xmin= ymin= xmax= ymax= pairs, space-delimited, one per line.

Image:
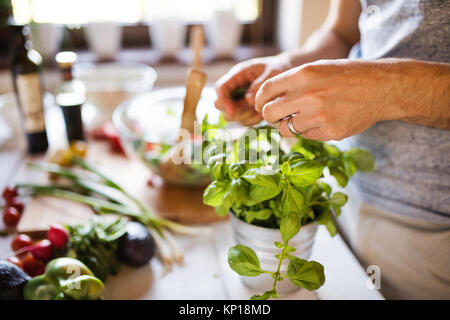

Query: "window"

xmin=12 ymin=0 xmax=259 ymax=24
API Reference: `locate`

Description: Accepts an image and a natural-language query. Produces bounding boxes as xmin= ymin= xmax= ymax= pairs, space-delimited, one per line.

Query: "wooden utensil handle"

xmin=190 ymin=25 xmax=204 ymax=69
xmin=180 ymin=68 xmax=208 ymax=134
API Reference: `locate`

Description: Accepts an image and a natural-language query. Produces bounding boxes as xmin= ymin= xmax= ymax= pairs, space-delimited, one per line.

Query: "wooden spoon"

xmin=159 ymin=25 xmax=208 ymax=185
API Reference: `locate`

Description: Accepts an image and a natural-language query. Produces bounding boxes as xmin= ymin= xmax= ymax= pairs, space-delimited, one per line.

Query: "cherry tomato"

xmin=21 ymin=252 xmax=45 ymax=277
xmin=7 ymin=197 xmax=24 ymax=213
xmin=7 ymin=256 xmax=23 ymax=269
xmin=89 ymin=126 xmax=108 ymax=140
xmin=11 ymin=234 xmax=33 ymax=252
xmin=103 ymin=123 xmax=125 ymax=154
xmin=2 ymin=186 xmax=18 ymax=201
xmin=146 ymin=142 xmax=155 ymax=152
xmin=3 ymin=207 xmax=20 ymax=227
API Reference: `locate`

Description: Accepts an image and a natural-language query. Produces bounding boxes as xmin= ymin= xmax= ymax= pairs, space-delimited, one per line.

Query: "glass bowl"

xmin=113 ymin=86 xmax=220 ymax=186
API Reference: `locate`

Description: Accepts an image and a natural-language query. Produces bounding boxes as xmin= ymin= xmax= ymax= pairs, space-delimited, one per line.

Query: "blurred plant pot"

xmin=29 ymin=22 xmax=63 ymax=62
xmin=206 ymin=9 xmax=242 ymax=58
xmin=84 ymin=22 xmax=122 ymax=61
xmin=73 ymin=62 xmax=157 ymax=129
xmin=229 ymin=212 xmax=318 ymax=295
xmin=149 ymin=18 xmax=186 ymax=59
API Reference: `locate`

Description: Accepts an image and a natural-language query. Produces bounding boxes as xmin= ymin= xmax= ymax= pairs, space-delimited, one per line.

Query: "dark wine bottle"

xmin=55 ymin=51 xmax=85 ymax=142
xmin=9 ymin=23 xmax=48 ymax=153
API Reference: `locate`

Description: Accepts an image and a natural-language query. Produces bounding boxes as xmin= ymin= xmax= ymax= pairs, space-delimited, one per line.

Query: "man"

xmin=214 ymin=0 xmax=449 ymax=299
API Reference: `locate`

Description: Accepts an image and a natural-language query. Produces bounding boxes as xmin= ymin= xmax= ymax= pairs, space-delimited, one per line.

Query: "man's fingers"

xmin=241 ymin=112 xmax=263 ymax=126
xmin=245 ymin=69 xmax=276 ymax=107
xmin=255 ymin=74 xmax=291 ymax=113
xmin=301 ymin=128 xmax=329 ymax=141
xmin=261 ymin=96 xmax=299 ymax=124
xmin=278 ymin=118 xmax=294 ymax=137
xmin=278 ymin=115 xmax=318 ymax=137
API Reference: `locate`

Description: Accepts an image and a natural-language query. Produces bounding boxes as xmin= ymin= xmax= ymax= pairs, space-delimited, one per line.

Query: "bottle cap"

xmin=55 ymin=51 xmax=77 ymax=69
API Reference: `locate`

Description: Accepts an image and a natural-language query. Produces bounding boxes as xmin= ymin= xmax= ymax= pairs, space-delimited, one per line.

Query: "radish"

xmin=15 ymin=239 xmax=53 ymax=262
xmin=47 ymin=224 xmax=69 ymax=248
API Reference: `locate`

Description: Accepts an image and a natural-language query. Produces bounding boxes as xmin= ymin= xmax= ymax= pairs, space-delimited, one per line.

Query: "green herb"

xmin=18 ymin=157 xmax=210 ymax=270
xmin=65 ymin=217 xmax=127 ymax=281
xmin=230 ymin=87 xmax=248 ymax=101
xmin=203 ymin=131 xmax=375 ymax=299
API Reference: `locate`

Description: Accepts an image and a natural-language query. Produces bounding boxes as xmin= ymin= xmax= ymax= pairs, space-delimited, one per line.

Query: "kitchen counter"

xmin=0 ymin=66 xmax=384 ymax=299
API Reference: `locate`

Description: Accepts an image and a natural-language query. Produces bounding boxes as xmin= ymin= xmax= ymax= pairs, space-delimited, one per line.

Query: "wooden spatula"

xmin=179 ymin=26 xmax=207 ymax=136
xmin=159 ymin=26 xmax=208 ymax=184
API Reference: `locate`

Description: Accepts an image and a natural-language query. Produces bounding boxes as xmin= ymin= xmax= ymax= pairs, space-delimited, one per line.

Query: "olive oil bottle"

xmin=9 ymin=24 xmax=48 ymax=153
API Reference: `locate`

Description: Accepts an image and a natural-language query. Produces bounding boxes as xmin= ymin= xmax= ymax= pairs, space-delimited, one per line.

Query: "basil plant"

xmin=202 ymin=126 xmax=375 ymax=299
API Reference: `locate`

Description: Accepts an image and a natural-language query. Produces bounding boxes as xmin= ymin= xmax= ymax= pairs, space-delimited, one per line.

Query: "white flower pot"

xmin=206 ymin=9 xmax=243 ymax=58
xmin=29 ymin=22 xmax=63 ymax=61
xmin=230 ymin=212 xmax=318 ymax=295
xmin=84 ymin=22 xmax=122 ymax=60
xmin=149 ymin=18 xmax=186 ymax=58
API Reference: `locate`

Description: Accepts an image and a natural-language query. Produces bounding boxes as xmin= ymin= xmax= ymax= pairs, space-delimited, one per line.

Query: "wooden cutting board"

xmin=17 ymin=141 xmax=226 ymax=233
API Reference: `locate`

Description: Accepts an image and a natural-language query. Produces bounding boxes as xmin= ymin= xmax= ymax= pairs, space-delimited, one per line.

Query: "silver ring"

xmin=287 ymin=114 xmax=302 ymax=135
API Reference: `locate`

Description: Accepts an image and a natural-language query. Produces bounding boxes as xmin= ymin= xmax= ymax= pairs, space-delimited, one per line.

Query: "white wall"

xmin=277 ymin=0 xmax=331 ymax=50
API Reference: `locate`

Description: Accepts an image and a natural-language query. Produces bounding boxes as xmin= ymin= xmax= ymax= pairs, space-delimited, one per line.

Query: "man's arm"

xmin=279 ymin=0 xmax=362 ymax=68
xmin=393 ymin=60 xmax=450 ymax=130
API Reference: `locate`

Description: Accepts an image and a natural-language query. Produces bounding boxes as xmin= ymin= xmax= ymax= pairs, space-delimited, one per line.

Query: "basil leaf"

xmin=280 ymin=161 xmax=292 ymax=175
xmin=210 ymin=162 xmax=227 ymax=180
xmin=254 ymin=209 xmax=272 ymax=220
xmin=228 ymin=245 xmax=263 ymax=277
xmin=287 ymin=256 xmax=325 ymax=290
xmin=329 ymin=166 xmax=348 ymax=187
xmin=316 ymin=208 xmax=337 ymax=237
xmin=215 ymin=191 xmax=233 ymax=216
xmin=248 ymin=185 xmax=277 ymax=203
xmin=203 ymin=180 xmax=229 ymax=207
xmin=281 ymin=186 xmax=305 ymax=214
xmin=321 ymin=182 xmax=332 ymax=196
xmin=324 ymin=144 xmax=341 ymax=157
xmin=332 ymin=205 xmax=341 ymax=217
xmin=250 ymin=290 xmax=275 ymax=300
xmin=346 ymin=148 xmax=375 ymax=172
xmin=230 ymin=178 xmax=247 ymax=205
xmin=329 ymin=192 xmax=348 ymax=207
xmin=287 ymin=160 xmax=324 ymax=187
xmin=280 ymin=212 xmax=301 ymax=243
xmin=242 ymin=168 xmax=279 ymax=186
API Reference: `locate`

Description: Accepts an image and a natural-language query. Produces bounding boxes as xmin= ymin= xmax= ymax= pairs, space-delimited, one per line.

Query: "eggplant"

xmin=117 ymin=222 xmax=155 ymax=267
xmin=0 ymin=260 xmax=31 ymax=300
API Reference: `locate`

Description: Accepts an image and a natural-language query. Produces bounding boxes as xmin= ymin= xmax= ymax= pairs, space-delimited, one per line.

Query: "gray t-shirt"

xmin=349 ymin=0 xmax=450 ymax=223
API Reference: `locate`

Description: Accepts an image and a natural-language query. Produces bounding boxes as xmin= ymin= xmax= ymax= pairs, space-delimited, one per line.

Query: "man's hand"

xmin=214 ymin=56 xmax=289 ymax=126
xmin=255 ymin=59 xmax=450 ymax=141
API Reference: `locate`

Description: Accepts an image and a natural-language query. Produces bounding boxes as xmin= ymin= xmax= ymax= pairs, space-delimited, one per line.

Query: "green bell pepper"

xmin=24 ymin=257 xmax=104 ymax=300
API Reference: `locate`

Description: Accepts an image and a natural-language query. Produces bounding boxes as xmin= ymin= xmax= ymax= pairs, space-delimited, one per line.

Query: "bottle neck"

xmin=12 ymin=34 xmax=28 ymax=53
xmin=60 ymin=67 xmax=74 ymax=81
